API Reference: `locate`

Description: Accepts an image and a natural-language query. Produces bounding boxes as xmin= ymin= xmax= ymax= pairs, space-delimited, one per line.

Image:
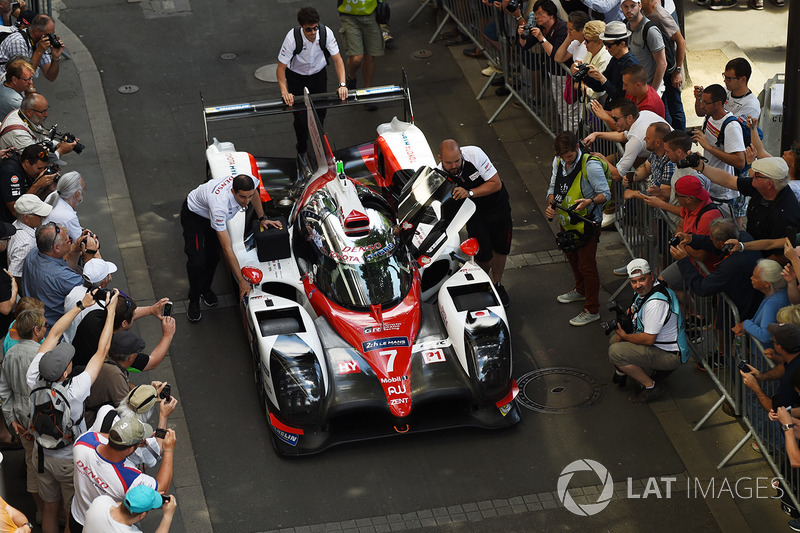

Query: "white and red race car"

xmin=202 ymin=81 xmax=519 ymax=455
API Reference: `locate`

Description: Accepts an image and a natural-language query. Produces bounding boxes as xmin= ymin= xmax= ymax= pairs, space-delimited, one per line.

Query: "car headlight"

xmin=270 ymin=340 xmax=323 ymax=424
xmin=465 ymin=318 xmax=512 ymax=400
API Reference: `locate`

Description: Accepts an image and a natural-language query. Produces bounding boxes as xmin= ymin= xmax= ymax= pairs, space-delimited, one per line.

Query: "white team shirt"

xmin=618 ymin=111 xmax=670 ymax=175
xmin=435 ymin=145 xmax=498 ymax=183
xmin=72 ymin=431 xmax=158 ymax=524
xmin=703 ymin=111 xmax=744 ymax=200
xmin=725 ymin=90 xmax=761 ymax=121
xmin=278 ymin=26 xmax=339 ymax=75
xmin=186 ymin=174 xmax=259 ymax=232
xmin=63 ymin=287 xmax=99 ymax=343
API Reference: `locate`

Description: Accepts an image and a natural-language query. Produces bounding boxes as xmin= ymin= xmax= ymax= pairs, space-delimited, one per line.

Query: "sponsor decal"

xmin=364 ymin=323 xmax=400 ymax=333
xmin=390 ymin=397 xmax=409 ymax=405
xmin=499 ymin=402 xmax=513 ymax=416
xmin=402 ymin=221 xmax=413 ymax=230
xmin=327 ymin=251 xmax=362 ymax=263
xmin=271 ymin=427 xmax=299 ymax=447
xmin=336 ymin=360 xmax=360 ymax=375
xmin=206 ymin=103 xmax=252 ymax=113
xmin=422 ymin=349 xmax=446 ymax=364
xmin=76 ymin=459 xmax=110 ymax=490
xmin=362 ymin=337 xmax=409 ymax=352
xmin=365 ymin=242 xmax=395 ymax=262
xmin=400 ymin=132 xmax=417 ymax=165
xmin=341 ymin=243 xmax=383 ymax=252
xmin=213 ymin=174 xmax=235 ymax=194
xmin=10 ymin=176 xmax=18 ymax=184
xmin=470 ymin=310 xmax=490 ymax=319
xmin=387 ymin=384 xmax=407 ymax=395
xmin=380 ymin=375 xmax=409 ymax=384
xmin=417 ymin=256 xmax=431 ymax=266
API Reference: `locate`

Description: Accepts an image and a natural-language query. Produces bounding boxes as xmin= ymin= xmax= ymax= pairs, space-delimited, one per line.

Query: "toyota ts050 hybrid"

xmin=202 ymin=78 xmax=519 ymax=455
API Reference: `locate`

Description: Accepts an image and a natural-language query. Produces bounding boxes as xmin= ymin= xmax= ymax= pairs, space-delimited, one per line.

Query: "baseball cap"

xmin=39 ymin=343 xmax=75 ymax=382
xmin=48 ymin=152 xmax=67 ymax=167
xmin=124 ymin=485 xmax=164 ymax=514
xmin=751 ymin=157 xmax=789 ymax=181
xmin=82 ymin=258 xmax=117 ymax=284
xmin=600 ymin=21 xmax=631 ymax=41
xmin=626 ymin=258 xmax=651 ymax=279
xmin=125 ymin=385 xmax=159 ymax=414
xmin=768 ymin=323 xmax=800 ymax=353
xmin=20 ymin=143 xmax=49 ymax=163
xmin=109 ymin=417 xmax=153 ymax=447
xmin=14 ymin=194 xmax=53 ymax=217
xmin=675 ymin=175 xmax=710 ymax=202
xmin=111 ymin=331 xmax=146 ymax=356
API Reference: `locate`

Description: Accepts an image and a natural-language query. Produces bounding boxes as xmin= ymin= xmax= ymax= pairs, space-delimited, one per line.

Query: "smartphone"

xmin=160 ymin=384 xmax=171 ymax=402
xmin=162 ymin=301 xmax=173 ymax=317
xmin=162 ymin=495 xmax=171 ymax=503
xmin=154 ymin=428 xmax=167 ymax=439
xmin=737 ymin=360 xmax=751 ymax=373
xmin=11 ymin=2 xmax=19 ymax=11
xmin=786 ymin=226 xmax=798 ymax=248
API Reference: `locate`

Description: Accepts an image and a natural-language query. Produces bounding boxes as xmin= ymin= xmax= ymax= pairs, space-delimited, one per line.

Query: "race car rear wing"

xmin=202 ymin=70 xmax=414 ymax=146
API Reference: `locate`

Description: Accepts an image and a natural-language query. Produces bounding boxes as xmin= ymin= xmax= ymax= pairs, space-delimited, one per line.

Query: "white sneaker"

xmin=481 ymin=64 xmax=502 ymax=76
xmin=569 ymin=310 xmax=600 ymax=327
xmin=557 ymin=289 xmax=585 ymax=304
xmin=382 ymin=31 xmax=394 ymax=43
xmin=601 ymin=212 xmax=616 ymax=228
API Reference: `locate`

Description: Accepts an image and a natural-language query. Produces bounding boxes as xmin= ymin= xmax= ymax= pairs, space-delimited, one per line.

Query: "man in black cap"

xmin=25 ymin=289 xmax=118 ymax=533
xmin=740 ymin=323 xmax=800 ymax=414
xmin=82 ymin=331 xmax=147 ymax=426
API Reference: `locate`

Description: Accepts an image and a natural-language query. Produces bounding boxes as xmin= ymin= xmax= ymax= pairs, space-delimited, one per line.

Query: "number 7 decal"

xmin=379 ymin=349 xmax=397 ymax=372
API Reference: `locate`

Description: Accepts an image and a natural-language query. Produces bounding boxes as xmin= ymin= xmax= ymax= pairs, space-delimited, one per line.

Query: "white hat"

xmin=751 ymin=157 xmax=789 ymax=181
xmin=82 ymin=258 xmax=117 ymax=284
xmin=626 ymin=258 xmax=651 ymax=279
xmin=14 ymin=194 xmax=52 ymax=217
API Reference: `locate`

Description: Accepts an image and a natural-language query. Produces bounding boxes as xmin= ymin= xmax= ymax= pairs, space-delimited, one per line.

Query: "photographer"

xmin=62 ymin=257 xmax=116 ymax=342
xmin=608 ymin=258 xmax=688 ymax=404
xmin=0 ymin=13 xmax=64 ymax=82
xmin=583 ymin=21 xmax=640 ymax=109
xmin=0 ymin=93 xmax=79 ymax=157
xmin=740 ymin=323 xmax=800 ymax=415
xmin=546 ymin=131 xmax=609 ymax=327
xmin=0 ymin=143 xmax=59 ymax=223
xmin=83 ymin=485 xmax=178 ymax=533
xmin=43 ymin=171 xmax=85 ymax=241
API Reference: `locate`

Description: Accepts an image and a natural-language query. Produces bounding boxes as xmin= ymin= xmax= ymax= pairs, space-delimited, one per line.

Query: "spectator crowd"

xmin=0 ymin=5 xmax=180 ymax=532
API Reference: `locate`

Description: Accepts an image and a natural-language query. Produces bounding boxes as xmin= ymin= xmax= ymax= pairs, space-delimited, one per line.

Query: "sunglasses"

xmin=303 ymin=25 xmax=319 ymax=33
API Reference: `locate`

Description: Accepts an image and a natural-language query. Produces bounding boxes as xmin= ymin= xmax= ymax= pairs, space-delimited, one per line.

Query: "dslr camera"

xmin=43 ymin=125 xmax=85 ymax=155
xmin=506 ymin=0 xmax=520 ymax=13
xmin=47 ymin=33 xmax=63 ymax=50
xmin=676 ymin=152 xmax=706 ymax=169
xmin=520 ymin=12 xmax=537 ymax=40
xmin=572 ymin=63 xmax=591 ymax=81
xmin=600 ymin=301 xmax=634 ymax=336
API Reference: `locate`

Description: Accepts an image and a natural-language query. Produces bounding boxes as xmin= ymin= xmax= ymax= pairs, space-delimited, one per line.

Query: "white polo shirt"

xmin=186 ymin=174 xmax=258 ymax=232
xmin=278 ymin=26 xmax=339 ymax=75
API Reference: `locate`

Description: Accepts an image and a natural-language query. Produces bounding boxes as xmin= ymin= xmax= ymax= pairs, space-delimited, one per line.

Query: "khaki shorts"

xmin=339 ymin=12 xmax=384 ymax=57
xmin=37 ymin=451 xmax=75 ymax=510
xmin=22 ymin=436 xmax=38 ymax=495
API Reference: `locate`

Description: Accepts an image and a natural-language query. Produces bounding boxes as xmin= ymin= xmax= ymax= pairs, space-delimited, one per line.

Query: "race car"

xmin=202 ymin=79 xmax=520 ymax=455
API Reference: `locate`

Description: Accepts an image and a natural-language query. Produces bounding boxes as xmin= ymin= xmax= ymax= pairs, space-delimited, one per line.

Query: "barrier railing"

xmin=418 ymin=0 xmax=800 ymax=513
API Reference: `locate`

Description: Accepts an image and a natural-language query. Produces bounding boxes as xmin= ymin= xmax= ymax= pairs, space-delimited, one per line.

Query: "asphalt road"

xmin=56 ymin=0 xmax=734 ymax=531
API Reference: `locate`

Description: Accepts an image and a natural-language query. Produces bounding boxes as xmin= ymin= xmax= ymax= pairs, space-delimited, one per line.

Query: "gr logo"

xmin=557 ymin=459 xmax=614 ymax=516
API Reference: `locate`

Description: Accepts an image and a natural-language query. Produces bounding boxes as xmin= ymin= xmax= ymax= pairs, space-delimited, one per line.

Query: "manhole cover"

xmin=255 ymin=63 xmax=279 ymax=83
xmin=413 ymin=49 xmax=433 ymax=59
xmin=118 ymin=85 xmax=139 ymax=94
xmin=516 ymin=367 xmax=602 ymax=414
xmin=221 ymin=53 xmax=237 ymax=60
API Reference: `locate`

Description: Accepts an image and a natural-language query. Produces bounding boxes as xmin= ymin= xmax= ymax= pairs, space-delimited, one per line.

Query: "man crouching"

xmin=609 ymin=258 xmax=688 ymax=404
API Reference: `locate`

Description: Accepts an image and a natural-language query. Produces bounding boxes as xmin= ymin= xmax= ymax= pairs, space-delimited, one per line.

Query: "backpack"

xmin=642 ymin=20 xmax=676 ymax=74
xmin=581 ymin=153 xmax=613 ymax=193
xmin=702 ymin=115 xmax=764 ymax=175
xmin=292 ymin=25 xmax=330 ymax=67
xmin=29 ymin=380 xmax=81 ymax=450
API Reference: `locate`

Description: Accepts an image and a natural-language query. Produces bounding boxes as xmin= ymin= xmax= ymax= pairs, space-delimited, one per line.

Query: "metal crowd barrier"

xmin=418 ymin=0 xmax=800 ymax=512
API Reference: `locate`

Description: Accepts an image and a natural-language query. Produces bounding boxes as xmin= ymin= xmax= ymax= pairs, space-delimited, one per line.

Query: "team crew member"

xmin=277 ymin=6 xmax=348 ymax=157
xmin=547 ymin=131 xmax=610 ymax=327
xmin=181 ymin=173 xmax=282 ymax=322
xmin=437 ymin=139 xmax=513 ymax=307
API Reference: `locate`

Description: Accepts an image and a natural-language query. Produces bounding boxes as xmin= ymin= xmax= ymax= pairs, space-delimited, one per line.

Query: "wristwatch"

xmin=339 ymin=82 xmax=347 ymax=87
xmin=782 ymin=423 xmax=795 ymax=431
xmin=468 ymin=190 xmax=474 ymax=198
xmin=674 ymin=67 xmax=682 ymax=73
xmin=258 ymin=215 xmax=268 ymax=222
xmin=76 ymin=301 xmax=85 ymax=311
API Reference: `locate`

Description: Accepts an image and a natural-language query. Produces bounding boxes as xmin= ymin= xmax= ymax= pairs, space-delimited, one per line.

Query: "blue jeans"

xmin=662 ymin=80 xmax=686 ymax=131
